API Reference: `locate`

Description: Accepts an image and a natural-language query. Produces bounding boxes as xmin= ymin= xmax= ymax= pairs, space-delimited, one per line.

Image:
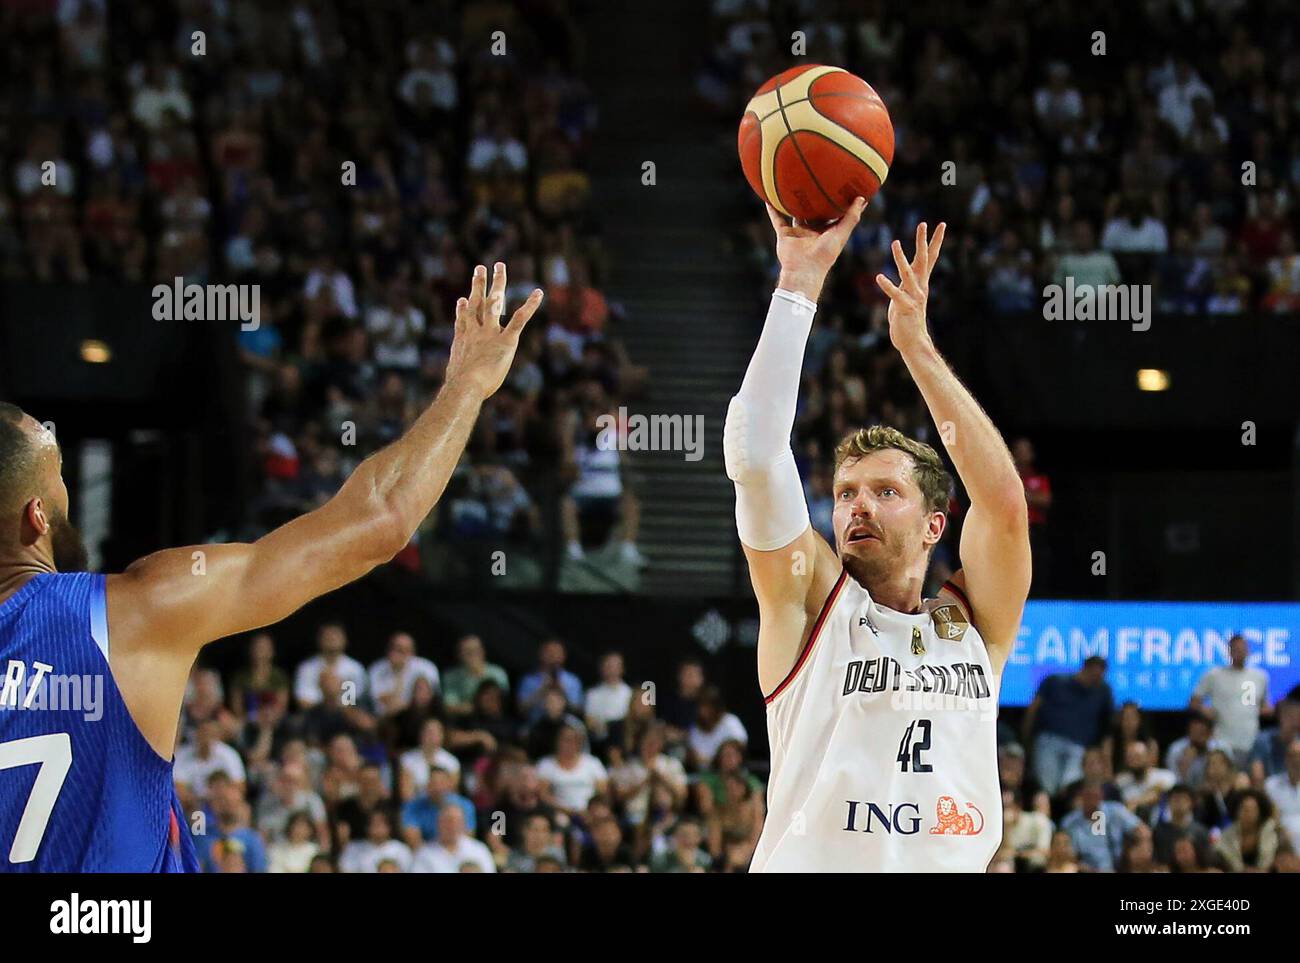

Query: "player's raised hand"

xmin=766 ymin=196 xmax=868 ymax=303
xmin=876 ymin=221 xmax=946 ymax=353
xmin=446 ymin=262 xmax=544 ymax=400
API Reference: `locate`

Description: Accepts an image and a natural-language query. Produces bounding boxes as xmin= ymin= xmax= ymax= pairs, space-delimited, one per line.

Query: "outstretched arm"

xmin=725 ymin=199 xmax=865 ymax=696
xmin=107 ymin=263 xmax=543 ymax=755
xmin=876 ymin=224 xmax=1030 ymax=668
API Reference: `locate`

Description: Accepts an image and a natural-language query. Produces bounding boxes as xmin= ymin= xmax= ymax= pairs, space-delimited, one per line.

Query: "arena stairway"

xmin=584 ymin=0 xmax=758 ymax=597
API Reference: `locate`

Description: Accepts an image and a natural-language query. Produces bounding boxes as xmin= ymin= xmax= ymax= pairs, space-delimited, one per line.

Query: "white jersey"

xmin=751 ymin=571 xmax=1003 ymax=872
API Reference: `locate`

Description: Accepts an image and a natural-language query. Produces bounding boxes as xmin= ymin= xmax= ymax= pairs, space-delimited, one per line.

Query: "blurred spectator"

xmin=1022 ymin=657 xmax=1113 ymax=796
xmin=399 ymin=718 xmax=461 ymax=791
xmin=649 ymin=818 xmax=711 ymax=873
xmin=367 ymin=631 xmax=440 ymax=716
xmin=1115 ymin=742 xmax=1176 ymax=821
xmin=442 ymin=634 xmax=510 ymax=718
xmin=687 ymin=687 xmax=749 ymax=771
xmin=1057 ymin=745 xmax=1122 ymax=821
xmin=401 ymin=767 xmax=476 ymax=844
xmin=701 ymin=770 xmax=764 ymax=871
xmin=1052 ymin=221 xmax=1121 ymax=290
xmin=339 ymin=810 xmax=413 ymax=873
xmin=1101 ymin=195 xmax=1169 ymax=255
xmin=525 ymin=686 xmax=587 ymax=760
xmin=1190 ymin=634 xmax=1272 ymax=766
xmin=536 ymin=724 xmax=608 ymax=817
xmin=659 ymin=657 xmax=707 ymax=742
xmin=1044 ymin=830 xmax=1081 ymax=873
xmin=199 ymin=774 xmax=267 ymax=873
xmin=1249 ymin=698 xmax=1300 ymax=781
xmin=1149 ymin=784 xmax=1213 ymax=869
xmin=1263 ymin=738 xmax=1300 ymax=845
xmin=229 ymin=632 xmax=290 ymax=722
xmin=504 ymin=813 xmax=566 ymax=872
xmin=181 ymin=668 xmax=240 ymax=745
xmin=1059 ymin=783 xmax=1143 ymax=872
xmin=365 ymin=281 xmax=425 ymax=370
xmin=1117 ymin=833 xmax=1163 ymax=874
xmin=267 ymin=812 xmax=322 ymax=874
xmin=299 ymin=667 xmax=377 ymax=749
xmin=333 ymin=763 xmax=392 ymax=842
xmin=294 ymin=623 xmax=367 ymax=709
xmin=612 ymin=723 xmax=688 ymax=826
xmin=696 ymin=739 xmax=764 ymax=808
xmin=805 ymin=461 xmax=836 ymax=544
xmin=559 ymin=392 xmax=645 ymax=566
xmin=254 ymin=761 xmax=327 ymax=842
xmin=1214 ymin=790 xmax=1282 ymax=872
xmin=573 ymin=816 xmax=633 ymax=871
xmin=1104 ymin=701 xmax=1159 ymax=778
xmin=584 ymin=650 xmax=633 ymax=748
xmin=448 ymin=679 xmax=513 ymax=763
xmin=1165 ymin=710 xmax=1232 ymax=788
xmin=1011 ymin=437 xmax=1051 ymax=591
xmin=494 ymin=764 xmax=557 ymax=849
xmin=1262 ymin=230 xmax=1300 ymax=311
xmin=175 ymin=718 xmax=247 ymax=800
xmin=1194 ymin=749 xmax=1248 ymax=829
xmin=517 ymin=638 xmax=584 ymax=720
xmin=411 ymin=806 xmax=495 ymax=873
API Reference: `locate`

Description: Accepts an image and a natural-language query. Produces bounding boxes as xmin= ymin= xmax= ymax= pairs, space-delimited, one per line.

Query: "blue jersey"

xmin=0 ymin=572 xmax=199 ymax=872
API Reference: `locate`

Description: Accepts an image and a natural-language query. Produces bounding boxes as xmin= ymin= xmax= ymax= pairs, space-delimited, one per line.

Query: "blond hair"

xmin=832 ymin=426 xmax=952 ymax=516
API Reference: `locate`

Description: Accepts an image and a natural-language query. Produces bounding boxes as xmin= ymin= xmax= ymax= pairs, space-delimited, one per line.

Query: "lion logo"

xmin=929 ymin=795 xmax=984 ymax=835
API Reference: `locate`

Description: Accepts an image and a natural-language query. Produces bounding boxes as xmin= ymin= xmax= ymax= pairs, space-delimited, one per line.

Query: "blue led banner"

xmin=1001 ymin=601 xmax=1300 ymax=710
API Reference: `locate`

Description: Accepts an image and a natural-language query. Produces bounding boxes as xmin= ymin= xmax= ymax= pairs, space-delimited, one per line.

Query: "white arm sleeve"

xmin=723 ymin=289 xmax=816 ymax=551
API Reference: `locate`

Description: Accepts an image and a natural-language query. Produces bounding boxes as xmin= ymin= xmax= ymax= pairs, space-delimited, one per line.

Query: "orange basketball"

xmin=738 ymin=64 xmax=894 ymax=224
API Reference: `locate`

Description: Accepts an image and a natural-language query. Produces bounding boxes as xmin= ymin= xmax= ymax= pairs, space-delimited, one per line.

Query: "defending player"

xmin=0 ymin=265 xmax=541 ymax=871
xmin=727 ymin=199 xmax=1032 ymax=871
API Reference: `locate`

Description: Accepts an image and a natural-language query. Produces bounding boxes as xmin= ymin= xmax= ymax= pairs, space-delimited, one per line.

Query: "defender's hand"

xmin=766 ymin=196 xmax=867 ymax=303
xmin=446 ymin=262 xmax=544 ymax=400
xmin=876 ymin=222 xmax=946 ymax=354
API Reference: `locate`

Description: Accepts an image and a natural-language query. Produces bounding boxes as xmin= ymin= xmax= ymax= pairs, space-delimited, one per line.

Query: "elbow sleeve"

xmin=723 ymin=289 xmax=817 ymax=551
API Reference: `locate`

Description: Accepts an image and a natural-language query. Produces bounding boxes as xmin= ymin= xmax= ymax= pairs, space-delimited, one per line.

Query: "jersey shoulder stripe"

xmin=940 ymin=578 xmax=975 ymax=626
xmin=764 ymin=568 xmax=849 ymax=705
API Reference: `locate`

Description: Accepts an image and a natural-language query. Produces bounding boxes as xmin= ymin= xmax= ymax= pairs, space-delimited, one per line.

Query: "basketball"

xmin=738 ymin=64 xmax=894 ymax=224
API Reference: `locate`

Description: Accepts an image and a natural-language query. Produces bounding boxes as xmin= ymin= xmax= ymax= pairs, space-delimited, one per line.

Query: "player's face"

xmin=832 ymin=449 xmax=941 ymax=581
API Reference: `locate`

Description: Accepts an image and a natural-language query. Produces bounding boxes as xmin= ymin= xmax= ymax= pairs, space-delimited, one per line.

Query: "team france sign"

xmin=999 ymin=600 xmax=1300 ymax=709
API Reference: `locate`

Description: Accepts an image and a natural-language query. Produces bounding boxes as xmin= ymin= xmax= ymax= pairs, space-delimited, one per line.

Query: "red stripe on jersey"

xmin=941 ymin=580 xmax=975 ymax=625
xmin=764 ymin=569 xmax=849 ymax=704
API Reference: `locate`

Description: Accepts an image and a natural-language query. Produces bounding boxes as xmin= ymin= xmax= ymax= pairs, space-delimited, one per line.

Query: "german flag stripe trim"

xmin=941 ymin=580 xmax=974 ymax=623
xmin=764 ymin=569 xmax=849 ymax=705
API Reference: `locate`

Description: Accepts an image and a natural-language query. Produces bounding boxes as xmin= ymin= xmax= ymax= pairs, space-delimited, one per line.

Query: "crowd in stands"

xmin=699 ymin=0 xmax=1300 ymax=595
xmin=170 ymin=621 xmax=1300 ymax=873
xmin=705 ymin=0 xmax=1300 ymax=320
xmin=178 ymin=627 xmax=761 ymax=872
xmin=1 ymin=0 xmax=646 ymax=583
xmin=6 ymin=0 xmax=1300 ymax=876
xmin=1003 ymin=638 xmax=1300 ymax=873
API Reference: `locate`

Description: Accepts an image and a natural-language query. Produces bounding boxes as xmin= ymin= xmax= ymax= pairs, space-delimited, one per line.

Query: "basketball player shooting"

xmin=729 ymin=200 xmax=1032 ymax=872
xmin=0 ymin=265 xmax=541 ymax=871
